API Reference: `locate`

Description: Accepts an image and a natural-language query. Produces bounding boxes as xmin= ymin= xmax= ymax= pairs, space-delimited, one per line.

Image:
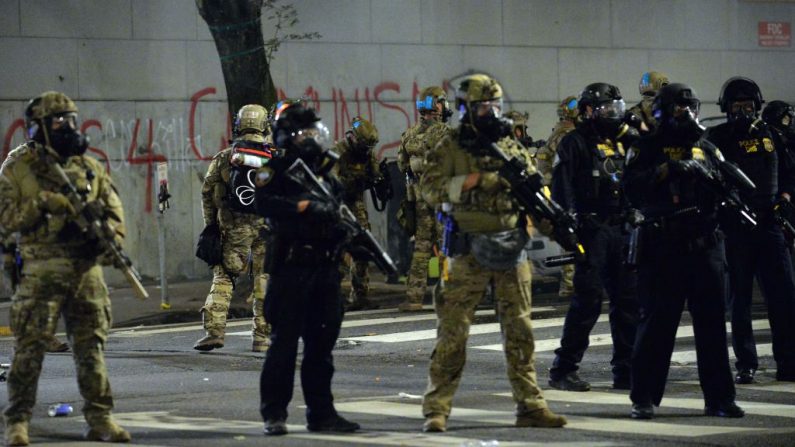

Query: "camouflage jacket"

xmin=397 ymin=119 xmax=450 ymax=201
xmin=536 ymin=120 xmax=576 ymax=185
xmin=201 ymin=147 xmax=266 ymax=229
xmin=331 ymin=139 xmax=380 ymax=205
xmin=0 ymin=142 xmax=124 ymax=258
xmin=420 ymin=130 xmax=535 ymax=234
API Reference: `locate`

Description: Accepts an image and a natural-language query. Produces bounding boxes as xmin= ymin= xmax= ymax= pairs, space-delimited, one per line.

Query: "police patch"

xmin=691 ymin=147 xmax=706 ymax=161
xmin=763 ymin=138 xmax=775 ymax=152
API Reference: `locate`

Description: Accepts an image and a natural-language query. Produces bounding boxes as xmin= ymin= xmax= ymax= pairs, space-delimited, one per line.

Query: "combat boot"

xmin=515 ymin=408 xmax=567 ymax=428
xmin=85 ymin=416 xmax=131 ymax=442
xmin=422 ymin=413 xmax=447 ymax=432
xmin=346 ymin=299 xmax=378 ymax=311
xmin=398 ymin=301 xmax=423 ymax=312
xmin=193 ymin=332 xmax=224 ymax=351
xmin=5 ymin=421 xmax=29 ymax=446
xmin=46 ymin=335 xmax=70 ymax=353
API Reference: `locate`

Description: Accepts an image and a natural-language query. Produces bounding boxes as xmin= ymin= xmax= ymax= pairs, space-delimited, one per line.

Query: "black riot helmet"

xmin=762 ymin=100 xmax=794 ymax=133
xmin=718 ymin=76 xmax=764 ymax=116
xmin=652 ymin=83 xmax=702 ymax=140
xmin=270 ymin=101 xmax=331 ymax=169
xmin=578 ymin=83 xmax=626 ymax=135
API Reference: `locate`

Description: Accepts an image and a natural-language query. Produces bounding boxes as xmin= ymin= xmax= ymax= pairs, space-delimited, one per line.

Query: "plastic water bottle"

xmin=47 ymin=404 xmax=73 ymax=417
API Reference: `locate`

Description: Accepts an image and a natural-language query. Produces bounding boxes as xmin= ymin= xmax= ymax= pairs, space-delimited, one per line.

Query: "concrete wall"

xmin=1 ymin=0 xmax=794 ymax=285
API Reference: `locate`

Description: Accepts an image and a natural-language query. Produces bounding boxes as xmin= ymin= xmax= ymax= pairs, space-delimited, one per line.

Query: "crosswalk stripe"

xmin=333 ymin=400 xmax=768 ymax=437
xmin=226 ymin=307 xmax=555 ymax=337
xmin=109 ymin=307 xmax=557 ymax=339
xmin=509 ymin=390 xmax=795 ymax=418
xmin=341 ymin=314 xmax=608 ymax=344
xmin=109 ymin=411 xmax=609 ymax=446
xmin=670 ymin=343 xmax=772 ymax=364
xmin=678 ymin=380 xmax=795 ymax=394
xmin=474 ymin=319 xmax=771 ymax=352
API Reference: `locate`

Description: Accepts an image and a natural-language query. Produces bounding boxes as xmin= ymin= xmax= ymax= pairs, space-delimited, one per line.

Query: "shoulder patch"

xmin=254 ymin=166 xmax=275 ymax=188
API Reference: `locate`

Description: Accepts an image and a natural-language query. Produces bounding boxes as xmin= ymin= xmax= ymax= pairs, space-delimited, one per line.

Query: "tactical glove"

xmin=667 ymin=159 xmax=700 ymax=176
xmin=38 ymin=191 xmax=76 ymax=215
xmin=478 ymin=172 xmax=508 ymax=192
xmin=306 ymin=200 xmax=338 ymax=221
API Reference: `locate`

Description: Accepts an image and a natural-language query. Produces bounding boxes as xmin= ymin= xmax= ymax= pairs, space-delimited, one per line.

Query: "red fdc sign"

xmin=758 ymin=21 xmax=791 ymax=47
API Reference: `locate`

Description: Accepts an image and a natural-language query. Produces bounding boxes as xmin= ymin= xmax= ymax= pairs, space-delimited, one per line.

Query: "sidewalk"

xmin=0 ymin=274 xmax=564 ymax=331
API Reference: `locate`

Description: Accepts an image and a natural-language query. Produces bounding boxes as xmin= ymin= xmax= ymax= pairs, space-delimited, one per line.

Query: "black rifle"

xmin=488 ymin=143 xmax=585 ymax=264
xmin=688 ymin=159 xmax=757 ymax=228
xmin=42 ymin=153 xmax=149 ymax=300
xmin=284 ymin=158 xmax=398 ymax=276
xmin=370 ymin=159 xmax=393 ymax=212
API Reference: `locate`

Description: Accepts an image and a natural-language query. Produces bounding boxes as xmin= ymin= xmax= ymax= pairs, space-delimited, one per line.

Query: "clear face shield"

xmin=291 ymin=121 xmax=331 ymax=149
xmin=592 ymin=99 xmax=626 ymax=121
xmin=673 ymin=98 xmax=701 ymax=121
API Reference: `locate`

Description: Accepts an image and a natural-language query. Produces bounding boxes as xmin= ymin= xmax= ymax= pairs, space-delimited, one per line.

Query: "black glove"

xmin=667 ymin=159 xmax=700 ymax=176
xmin=306 ymin=200 xmax=338 ymax=221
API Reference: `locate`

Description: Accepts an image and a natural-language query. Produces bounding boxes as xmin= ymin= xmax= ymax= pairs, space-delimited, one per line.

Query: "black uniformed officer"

xmin=549 ymin=83 xmax=640 ymax=392
xmin=763 ymin=100 xmax=795 ymax=155
xmin=625 ymin=83 xmax=743 ymax=419
xmin=254 ymin=101 xmax=360 ymax=436
xmin=705 ymin=77 xmax=795 ymax=385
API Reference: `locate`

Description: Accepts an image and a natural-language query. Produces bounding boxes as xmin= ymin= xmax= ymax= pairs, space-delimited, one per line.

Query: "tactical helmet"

xmin=348 ymin=116 xmax=379 ymax=146
xmin=234 ymin=104 xmax=269 ymax=143
xmin=652 ymin=83 xmax=700 ymax=121
xmin=417 ymin=85 xmax=452 ymax=121
xmin=271 ymin=101 xmax=326 ymax=149
xmin=557 ymin=96 xmax=579 ymax=120
xmin=578 ymin=83 xmax=625 ymax=120
xmin=25 ymin=91 xmax=78 ymax=138
xmin=455 ymin=74 xmax=503 ymax=117
xmin=718 ymin=76 xmax=764 ymax=114
xmin=762 ymin=100 xmax=794 ymax=129
xmin=639 ymin=71 xmax=669 ymax=96
xmin=505 ymin=110 xmax=529 ymax=138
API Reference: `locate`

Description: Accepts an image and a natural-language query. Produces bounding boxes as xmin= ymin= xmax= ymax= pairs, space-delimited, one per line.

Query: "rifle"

xmin=43 ymin=154 xmax=149 ymax=300
xmin=284 ymin=158 xmax=398 ymax=276
xmin=488 ymin=143 xmax=585 ymax=264
xmin=370 ymin=159 xmax=393 ymax=212
xmin=687 ymin=159 xmax=757 ymax=228
xmin=774 ymin=199 xmax=795 ymax=240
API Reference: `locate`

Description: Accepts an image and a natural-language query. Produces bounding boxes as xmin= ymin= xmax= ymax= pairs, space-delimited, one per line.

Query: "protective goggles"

xmin=49 ymin=112 xmax=78 ymax=130
xmin=473 ymin=99 xmax=503 ymax=118
xmin=564 ymin=97 xmax=578 ymax=111
xmin=416 ymin=95 xmax=447 ymax=112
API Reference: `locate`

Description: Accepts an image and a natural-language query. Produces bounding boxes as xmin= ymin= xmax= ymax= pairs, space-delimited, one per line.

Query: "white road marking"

xmin=341 ymin=314 xmax=606 ymax=344
xmin=333 ymin=400 xmax=768 ymax=437
xmin=514 ymin=389 xmax=795 ymax=418
xmin=678 ymin=380 xmax=795 ymax=394
xmin=671 ymin=343 xmax=772 ymax=365
xmin=109 ymin=411 xmax=609 ymax=447
xmin=474 ymin=319 xmax=771 ymax=352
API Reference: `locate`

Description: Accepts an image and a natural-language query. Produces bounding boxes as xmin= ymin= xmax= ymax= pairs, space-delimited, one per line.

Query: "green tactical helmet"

xmin=234 ymin=104 xmax=269 ymax=143
xmin=639 ymin=71 xmax=670 ymax=96
xmin=25 ymin=91 xmax=78 ymax=137
xmin=557 ymin=96 xmax=579 ymax=120
xmin=455 ymin=74 xmax=503 ymax=115
xmin=349 ymin=116 xmax=379 ymax=146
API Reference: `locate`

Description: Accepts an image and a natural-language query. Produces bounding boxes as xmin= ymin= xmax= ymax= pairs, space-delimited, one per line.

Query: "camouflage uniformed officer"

xmin=419 ymin=74 xmax=567 ymax=432
xmin=504 ymin=110 xmax=535 ymax=149
xmin=397 ymin=86 xmax=451 ymax=311
xmin=536 ymin=96 xmax=579 ymax=297
xmin=194 ymin=104 xmax=271 ymax=352
xmin=332 ymin=117 xmax=382 ymax=311
xmin=1 ymin=91 xmax=131 ymax=445
xmin=625 ymin=71 xmax=669 ymax=135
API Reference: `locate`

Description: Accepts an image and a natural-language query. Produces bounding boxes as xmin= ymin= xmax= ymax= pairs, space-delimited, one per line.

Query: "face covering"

xmin=49 ymin=126 xmax=89 ymax=158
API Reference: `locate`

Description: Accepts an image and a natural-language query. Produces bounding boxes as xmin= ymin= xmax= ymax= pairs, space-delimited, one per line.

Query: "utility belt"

xmin=284 ymin=242 xmax=337 ymax=266
xmin=644 ymin=226 xmax=722 ymax=254
xmin=448 ymin=228 xmax=528 ymax=270
xmin=579 ymin=212 xmax=625 ymax=228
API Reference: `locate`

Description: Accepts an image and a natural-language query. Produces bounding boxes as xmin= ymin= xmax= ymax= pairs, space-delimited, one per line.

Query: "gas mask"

xmin=590 ymin=100 xmax=626 ymax=137
xmin=46 ymin=114 xmax=89 ymax=158
xmin=728 ymin=100 xmax=758 ymax=132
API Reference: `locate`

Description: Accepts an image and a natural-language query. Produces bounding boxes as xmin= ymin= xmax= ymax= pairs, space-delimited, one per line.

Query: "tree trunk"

xmin=196 ymin=0 xmax=277 ymax=121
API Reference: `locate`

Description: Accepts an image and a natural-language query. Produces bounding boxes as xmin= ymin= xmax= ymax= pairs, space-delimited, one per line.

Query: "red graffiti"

xmin=126 ymin=119 xmax=167 ymax=213
xmin=2 ymin=119 xmax=25 ymax=160
xmin=189 ymin=87 xmax=218 ymax=162
xmin=80 ymin=119 xmax=110 ymax=173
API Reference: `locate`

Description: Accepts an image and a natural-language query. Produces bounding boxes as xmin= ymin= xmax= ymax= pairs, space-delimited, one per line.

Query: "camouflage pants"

xmin=423 ymin=254 xmax=546 ymax=417
xmin=406 ymin=202 xmax=437 ymax=305
xmin=201 ymin=224 xmax=269 ymax=340
xmin=343 ymin=199 xmax=370 ymax=304
xmin=4 ymin=258 xmax=113 ymax=425
xmin=559 ymin=263 xmax=575 ymax=296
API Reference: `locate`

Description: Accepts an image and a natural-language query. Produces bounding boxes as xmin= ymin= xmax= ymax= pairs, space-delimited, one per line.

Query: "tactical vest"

xmin=571 ymin=133 xmax=626 ymax=213
xmin=709 ymin=125 xmax=778 ymax=209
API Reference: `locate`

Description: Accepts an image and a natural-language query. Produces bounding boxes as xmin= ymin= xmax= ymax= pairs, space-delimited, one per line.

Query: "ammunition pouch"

xmin=469 ymin=228 xmax=529 ymax=270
